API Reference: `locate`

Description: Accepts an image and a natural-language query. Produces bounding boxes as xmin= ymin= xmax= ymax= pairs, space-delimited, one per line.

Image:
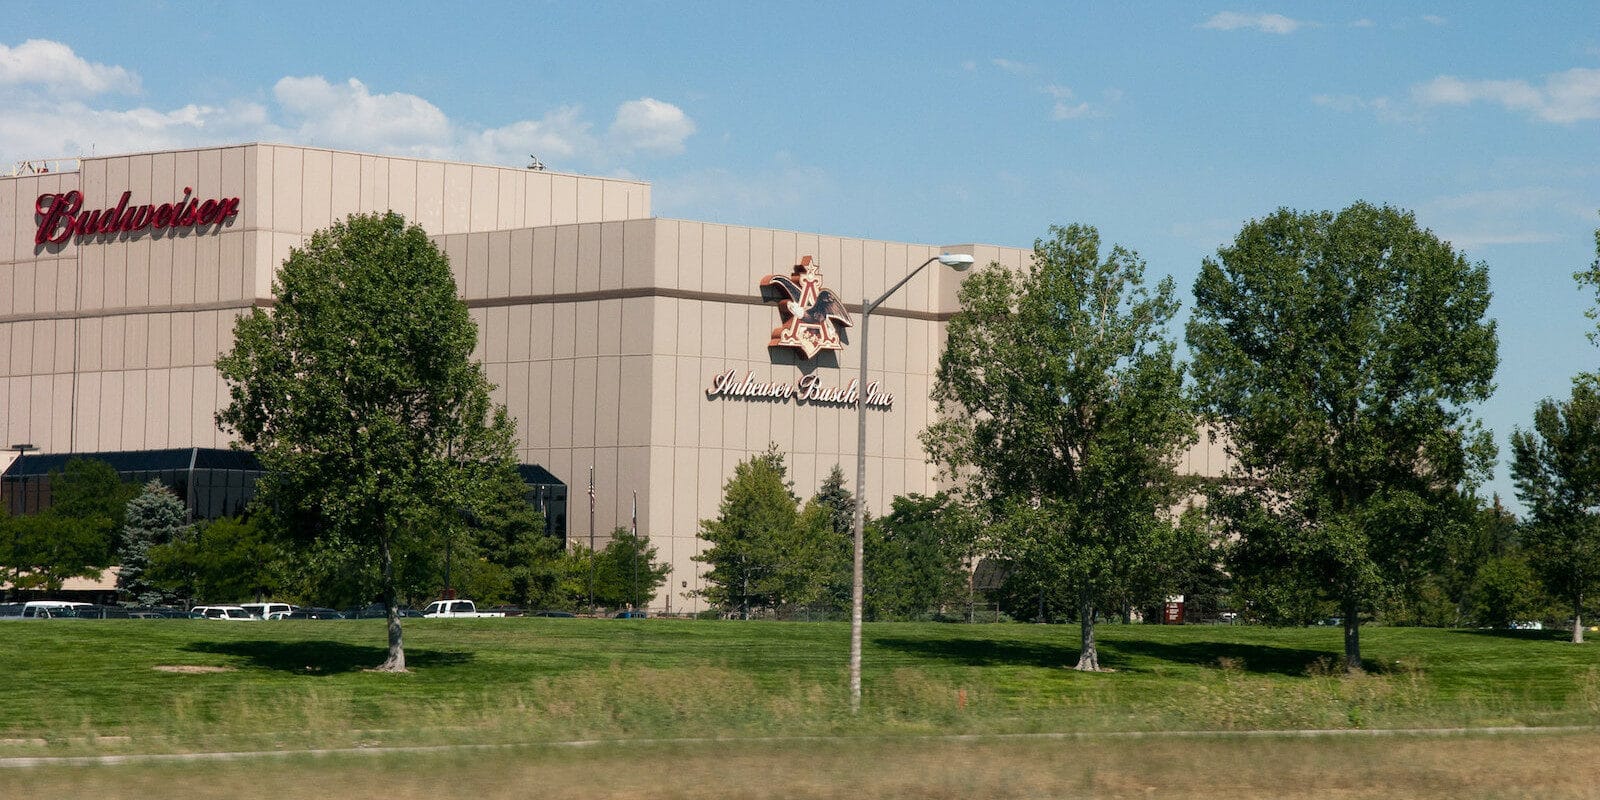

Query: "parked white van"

xmin=240 ymin=602 xmax=294 ymax=620
xmin=1 ymin=601 xmax=92 ymax=619
xmin=192 ymin=605 xmax=257 ymax=620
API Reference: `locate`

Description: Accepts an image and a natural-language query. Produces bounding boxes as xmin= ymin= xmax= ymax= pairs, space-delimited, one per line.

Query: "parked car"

xmin=421 ymin=599 xmax=504 ymax=618
xmin=344 ymin=603 xmax=424 ymax=619
xmin=241 ymin=602 xmax=295 ymax=620
xmin=481 ymin=605 xmax=526 ymax=617
xmin=613 ymin=610 xmax=649 ymax=619
xmin=285 ymin=607 xmax=345 ymax=620
xmin=531 ymin=610 xmax=576 ymax=618
xmin=192 ymin=605 xmax=257 ymax=620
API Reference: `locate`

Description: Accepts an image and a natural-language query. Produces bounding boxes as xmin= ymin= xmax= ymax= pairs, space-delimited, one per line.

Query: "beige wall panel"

xmin=146 ymin=314 xmax=172 ymax=370
xmin=671 ymin=445 xmax=698 ymax=543
xmin=526 ymin=304 xmax=551 ymax=362
xmin=572 ymin=357 xmax=598 ymax=447
xmin=80 ymin=158 xmax=106 ymax=217
xmin=550 ymin=175 xmax=578 ymax=226
xmin=465 ymin=232 xmax=489 ymax=299
xmin=650 ymin=296 xmax=677 ymax=364
xmin=620 ymin=220 xmax=654 ymax=290
xmin=27 ymin=320 xmax=51 ymax=376
xmin=508 ymin=228 xmax=534 ymax=296
xmin=594 ymin=445 xmax=621 ymax=540
xmin=190 ymin=366 xmax=217 ymax=446
xmin=648 ymin=353 xmax=676 ymax=451
xmin=484 ymin=306 xmax=508 ymax=363
xmin=601 ymin=182 xmax=628 ymax=222
xmin=144 ymin=235 xmax=172 ymax=307
xmin=598 ymin=221 xmax=625 ymax=292
xmin=4 ymin=377 xmax=25 ymax=446
xmin=0 ymin=325 xmax=12 ymax=377
xmin=507 ymin=305 xmax=531 ymax=363
xmin=470 ymin=166 xmax=499 ymax=232
xmin=575 ymin=224 xmax=601 ymax=293
xmin=468 ymin=308 xmax=488 ymax=362
xmin=82 ymin=248 xmax=108 ymax=312
xmin=701 ymin=224 xmax=731 ymax=296
xmin=698 ymin=302 xmax=725 ymax=361
xmin=646 ymin=447 xmax=674 ymax=542
xmin=524 ymin=173 xmax=552 ymax=227
xmin=653 ymin=220 xmax=680 ymax=294
xmin=124 ymin=314 xmax=149 ymax=370
xmin=300 ymin=149 xmax=332 ymax=233
xmin=0 ymin=261 xmax=13 ymax=318
xmin=120 ymin=370 xmax=146 ymax=449
xmin=270 ymin=147 xmax=303 ymax=233
xmin=94 ymin=370 xmax=122 ymax=450
xmin=676 ymin=221 xmax=703 ymax=294
xmin=330 ymin=151 xmax=360 ymax=221
xmin=184 ymin=234 xmax=212 ymax=304
xmin=617 ymin=354 xmax=651 ymax=447
xmin=530 ymin=226 xmax=557 ymax=296
xmin=245 ymin=145 xmax=270 ymax=232
xmin=497 ymin=170 xmax=523 ymax=229
xmin=723 ymin=225 xmax=752 ymax=297
xmin=172 ymin=150 xmax=198 ymax=212
xmin=619 ymin=297 xmax=652 ymax=356
xmin=618 ymin=446 xmax=651 ymax=530
xmin=527 ymin=360 xmax=553 ymax=449
xmin=217 ymin=229 xmax=245 ymax=301
xmin=675 ymin=293 xmax=701 ymax=359
xmin=487 ymin=230 xmax=511 ymax=297
xmin=672 ymin=356 xmax=700 ymax=448
xmin=387 ymin=159 xmax=418 ymax=223
xmin=594 ymin=355 xmax=621 ymax=448
xmin=631 ymin=186 xmax=649 ymax=219
xmin=75 ymin=370 xmax=101 ymax=448
xmin=769 ymin=229 xmax=799 ymax=283
xmin=97 ymin=315 xmax=125 ymax=372
xmin=357 ymin=155 xmax=378 ymax=212
xmin=169 ymin=312 xmax=195 ymax=367
xmin=11 ymin=258 xmax=34 ymax=316
xmin=49 ymin=374 xmax=72 ymax=451
xmin=504 ymin=359 xmax=530 ymax=435
xmin=30 ymin=261 xmax=57 ymax=314
xmin=442 ymin=163 xmax=471 ymax=234
xmin=486 ymin=362 xmax=510 ymax=410
xmin=168 ymin=366 xmax=194 ymax=445
xmin=549 ymin=359 xmax=575 ymax=449
xmin=576 ymin=178 xmax=602 ymax=226
xmin=144 ymin=369 xmax=170 ymax=447
xmin=552 ymin=225 xmax=579 ymax=294
xmin=0 ymin=178 xmax=14 ymax=269
xmin=414 ymin=160 xmax=445 ymax=233
xmin=54 ymin=259 xmax=74 ymax=313
xmin=551 ymin=303 xmax=576 ymax=362
xmin=268 ymin=232 xmax=298 ymax=295
xmin=594 ymin=299 xmax=622 ymax=356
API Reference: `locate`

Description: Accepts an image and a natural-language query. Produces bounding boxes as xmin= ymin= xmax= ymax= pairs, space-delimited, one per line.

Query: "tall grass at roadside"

xmin=2 ymin=619 xmax=1597 ymax=755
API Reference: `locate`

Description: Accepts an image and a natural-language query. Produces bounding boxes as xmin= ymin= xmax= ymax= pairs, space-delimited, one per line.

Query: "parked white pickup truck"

xmin=421 ymin=599 xmax=505 ymax=618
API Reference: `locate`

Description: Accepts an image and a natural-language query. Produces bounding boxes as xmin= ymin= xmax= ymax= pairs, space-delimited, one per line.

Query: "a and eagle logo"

xmin=760 ymin=256 xmax=851 ymax=358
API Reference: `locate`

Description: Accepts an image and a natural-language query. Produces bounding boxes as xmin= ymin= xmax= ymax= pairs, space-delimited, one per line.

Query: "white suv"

xmin=240 ymin=602 xmax=294 ymax=620
xmin=192 ymin=605 xmax=257 ymax=620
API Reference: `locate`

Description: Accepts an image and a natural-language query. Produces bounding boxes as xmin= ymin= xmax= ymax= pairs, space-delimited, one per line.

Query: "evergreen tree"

xmin=117 ymin=480 xmax=190 ymax=606
xmin=592 ymin=528 xmax=671 ymax=610
xmin=696 ymin=446 xmax=823 ymax=617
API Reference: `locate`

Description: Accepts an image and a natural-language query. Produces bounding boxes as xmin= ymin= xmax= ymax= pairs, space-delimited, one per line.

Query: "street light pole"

xmin=850 ymin=252 xmax=973 ymax=713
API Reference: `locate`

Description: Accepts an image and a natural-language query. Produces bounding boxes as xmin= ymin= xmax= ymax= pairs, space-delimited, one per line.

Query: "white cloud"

xmin=1413 ymin=68 xmax=1600 ymax=123
xmin=1200 ymin=12 xmax=1306 ymax=34
xmin=608 ymin=98 xmax=695 ymax=155
xmin=0 ymin=41 xmax=698 ymax=174
xmin=1421 ymin=14 xmax=1448 ymax=26
xmin=1420 ymin=187 xmax=1588 ymax=251
xmin=0 ymin=39 xmax=138 ymax=96
xmin=991 ymin=58 xmax=1034 ymax=75
xmin=1351 ymin=18 xmax=1375 ymax=28
xmin=273 ymin=76 xmax=453 ymax=156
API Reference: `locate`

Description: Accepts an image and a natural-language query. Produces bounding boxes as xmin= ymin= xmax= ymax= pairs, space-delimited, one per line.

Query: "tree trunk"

xmin=374 ymin=532 xmax=407 ymax=672
xmin=1574 ymin=594 xmax=1585 ymax=645
xmin=1075 ymin=592 xmax=1100 ymax=671
xmin=1342 ymin=599 xmax=1361 ymax=673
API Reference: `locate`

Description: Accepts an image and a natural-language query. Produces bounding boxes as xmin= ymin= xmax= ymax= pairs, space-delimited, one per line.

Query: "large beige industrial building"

xmin=0 ymin=143 xmax=1231 ymax=611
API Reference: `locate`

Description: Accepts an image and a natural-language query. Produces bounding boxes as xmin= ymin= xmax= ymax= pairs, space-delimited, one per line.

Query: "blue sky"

xmin=3 ymin=2 xmax=1598 ymax=511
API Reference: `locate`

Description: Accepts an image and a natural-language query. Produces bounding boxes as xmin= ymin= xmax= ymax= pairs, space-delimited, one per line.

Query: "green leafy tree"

xmin=591 ymin=528 xmax=671 ymax=610
xmin=924 ymin=224 xmax=1195 ymax=670
xmin=863 ymin=493 xmax=974 ymax=620
xmin=1510 ymin=379 xmax=1600 ymax=643
xmin=0 ymin=459 xmax=134 ymax=592
xmin=1188 ymin=202 xmax=1498 ymax=669
xmin=148 ymin=515 xmax=281 ymax=603
xmin=810 ymin=465 xmax=856 ymax=613
xmin=216 ymin=211 xmax=521 ymax=671
xmin=117 ymin=480 xmax=191 ymax=606
xmin=696 ymin=446 xmax=825 ymax=618
xmin=1470 ymin=553 xmax=1545 ymax=629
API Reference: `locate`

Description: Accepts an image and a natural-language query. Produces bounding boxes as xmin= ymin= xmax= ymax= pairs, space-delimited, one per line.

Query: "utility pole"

xmin=587 ymin=465 xmax=595 ymax=616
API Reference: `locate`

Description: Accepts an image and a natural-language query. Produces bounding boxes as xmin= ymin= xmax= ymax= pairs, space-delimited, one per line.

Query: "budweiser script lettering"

xmin=705 ymin=369 xmax=894 ymax=408
xmin=35 ymin=188 xmax=241 ymax=245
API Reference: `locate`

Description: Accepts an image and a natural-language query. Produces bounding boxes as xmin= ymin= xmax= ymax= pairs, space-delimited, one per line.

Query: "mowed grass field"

xmin=4 ymin=618 xmax=1600 ymax=798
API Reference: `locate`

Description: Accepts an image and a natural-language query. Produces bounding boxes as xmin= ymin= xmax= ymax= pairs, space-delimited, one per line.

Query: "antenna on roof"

xmin=527 ymin=155 xmax=545 ymax=171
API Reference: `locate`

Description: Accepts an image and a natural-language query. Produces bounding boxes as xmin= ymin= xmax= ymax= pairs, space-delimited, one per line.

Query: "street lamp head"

xmin=938 ymin=253 xmax=975 ymax=271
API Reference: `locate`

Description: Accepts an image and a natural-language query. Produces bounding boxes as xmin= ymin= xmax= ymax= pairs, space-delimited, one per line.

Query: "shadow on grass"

xmin=1108 ymin=639 xmax=1343 ymax=676
xmin=1447 ymin=627 xmax=1572 ymax=643
xmin=185 ymin=640 xmax=474 ymax=675
xmin=870 ymin=635 xmax=1087 ymax=670
xmin=873 ymin=633 xmax=1343 ymax=676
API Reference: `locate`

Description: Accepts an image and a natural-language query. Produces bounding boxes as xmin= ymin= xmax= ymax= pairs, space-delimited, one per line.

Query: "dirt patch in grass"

xmin=153 ymin=665 xmax=236 ymax=674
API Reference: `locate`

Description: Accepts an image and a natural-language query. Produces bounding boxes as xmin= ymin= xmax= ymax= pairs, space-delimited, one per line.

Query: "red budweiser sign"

xmin=34 ymin=187 xmax=241 ymax=245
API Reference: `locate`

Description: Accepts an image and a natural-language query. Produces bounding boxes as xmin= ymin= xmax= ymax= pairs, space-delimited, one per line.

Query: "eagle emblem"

xmin=760 ymin=256 xmax=852 ymax=358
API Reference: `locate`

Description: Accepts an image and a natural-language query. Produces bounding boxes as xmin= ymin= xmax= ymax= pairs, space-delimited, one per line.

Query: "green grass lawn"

xmin=2 ymin=618 xmax=1597 ymax=756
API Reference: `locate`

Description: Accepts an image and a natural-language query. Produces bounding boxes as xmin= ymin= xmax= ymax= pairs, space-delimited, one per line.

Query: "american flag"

xmin=588 ymin=474 xmax=595 ymax=513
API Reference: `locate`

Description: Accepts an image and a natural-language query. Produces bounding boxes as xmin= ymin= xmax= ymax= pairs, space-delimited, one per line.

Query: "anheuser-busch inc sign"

xmin=35 ymin=188 xmax=241 ymax=245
